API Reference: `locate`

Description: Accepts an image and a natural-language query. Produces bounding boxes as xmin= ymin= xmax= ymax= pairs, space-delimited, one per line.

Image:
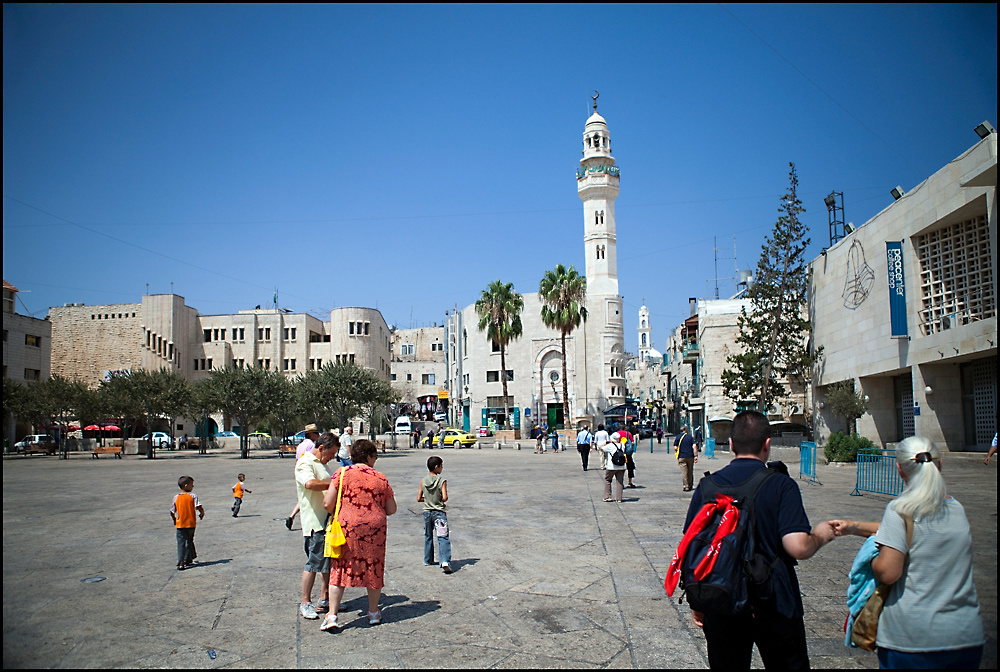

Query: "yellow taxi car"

xmin=431 ymin=428 xmax=478 ymax=448
xmin=248 ymin=431 xmax=271 ymax=438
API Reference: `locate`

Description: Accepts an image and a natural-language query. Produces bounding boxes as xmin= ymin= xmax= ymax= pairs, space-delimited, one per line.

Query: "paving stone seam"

xmin=583 ymin=468 xmax=639 ymax=669
xmin=212 ymin=572 xmax=237 ymax=630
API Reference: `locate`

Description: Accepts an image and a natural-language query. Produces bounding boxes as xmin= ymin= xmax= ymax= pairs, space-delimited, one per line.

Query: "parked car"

xmin=433 ymin=411 xmax=448 ymax=423
xmin=248 ymin=431 xmax=271 ymax=438
xmin=216 ymin=431 xmax=238 ymax=438
xmin=282 ymin=430 xmax=308 ymax=444
xmin=14 ymin=434 xmax=55 ymax=452
xmin=142 ymin=432 xmax=172 ymax=448
xmin=393 ymin=416 xmax=412 ymax=436
xmin=430 ymin=428 xmax=478 ymax=449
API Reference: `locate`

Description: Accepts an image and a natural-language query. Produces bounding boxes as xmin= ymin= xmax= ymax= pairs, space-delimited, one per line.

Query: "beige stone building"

xmin=810 ymin=130 xmax=996 ymax=451
xmin=443 ymin=103 xmax=628 ymax=434
xmin=4 ymin=280 xmax=53 ymax=445
xmin=49 ymin=295 xmax=391 ymax=387
xmin=389 ymin=326 xmax=447 ymax=419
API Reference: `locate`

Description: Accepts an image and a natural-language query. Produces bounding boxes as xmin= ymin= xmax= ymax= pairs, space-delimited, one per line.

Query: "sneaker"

xmin=299 ymin=602 xmax=319 ymax=620
xmin=368 ymin=609 xmax=382 ymax=625
xmin=441 ymin=563 xmax=452 ymax=574
xmin=316 ymin=599 xmax=330 ymax=614
xmin=285 ymin=517 xmax=293 ymax=531
xmin=320 ymin=613 xmax=339 ymax=631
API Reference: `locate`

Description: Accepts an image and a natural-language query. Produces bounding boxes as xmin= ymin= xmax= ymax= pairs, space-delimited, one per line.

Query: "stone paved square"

xmin=3 ymin=444 xmax=996 ymax=668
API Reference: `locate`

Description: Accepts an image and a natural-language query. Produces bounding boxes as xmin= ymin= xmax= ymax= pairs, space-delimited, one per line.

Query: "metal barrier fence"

xmin=799 ymin=441 xmax=817 ymax=482
xmin=705 ymin=437 xmax=716 ymax=459
xmin=851 ymin=448 xmax=904 ymax=496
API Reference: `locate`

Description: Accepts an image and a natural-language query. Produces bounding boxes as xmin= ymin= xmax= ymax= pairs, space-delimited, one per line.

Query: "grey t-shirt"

xmin=874 ymin=497 xmax=984 ymax=652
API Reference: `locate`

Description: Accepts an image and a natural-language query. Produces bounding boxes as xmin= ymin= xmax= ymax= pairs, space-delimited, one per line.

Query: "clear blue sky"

xmin=4 ymin=4 xmax=996 ymax=345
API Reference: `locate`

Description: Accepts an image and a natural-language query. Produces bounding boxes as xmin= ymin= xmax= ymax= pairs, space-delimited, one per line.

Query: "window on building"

xmin=168 ymin=344 xmax=173 ymax=359
xmin=258 ymin=359 xmax=264 ymax=368
xmin=264 ymin=358 xmax=270 ymax=369
xmin=194 ymin=359 xmax=200 ymax=370
xmin=25 ymin=334 xmax=42 ymax=347
xmin=265 ymin=327 xmax=271 ymax=341
xmin=2 ymin=330 xmax=7 ymax=342
xmin=916 ymin=213 xmax=995 ymax=335
xmin=291 ymin=327 xmax=296 ymax=340
xmin=364 ymin=322 xmax=369 ymax=335
xmin=239 ymin=327 xmax=245 ymax=341
xmin=491 ymin=340 xmax=501 ymax=352
xmin=463 ymin=373 xmax=470 ymax=387
xmin=487 ymin=370 xmax=500 ymax=382
xmin=349 ymin=354 xmax=355 ymax=364
xmin=505 ymin=370 xmax=514 ymax=381
xmin=200 ymin=358 xmax=206 ymax=370
xmin=283 ymin=359 xmax=289 ymax=370
xmin=258 ymin=328 xmax=264 ymax=340
xmin=290 ymin=359 xmax=296 ymax=370
xmin=391 ymin=373 xmax=397 ymax=381
xmin=316 ymin=358 xmax=322 ymax=369
xmin=24 ymin=369 xmax=41 ymax=381
xmin=207 ymin=358 xmax=213 ymax=370
xmin=422 ymin=373 xmax=435 ymax=385
xmin=204 ymin=329 xmax=211 ymax=342
xmin=232 ymin=328 xmax=238 ymax=340
xmin=349 ymin=322 xmax=355 ymax=335
xmin=406 ymin=373 xmax=412 ymax=381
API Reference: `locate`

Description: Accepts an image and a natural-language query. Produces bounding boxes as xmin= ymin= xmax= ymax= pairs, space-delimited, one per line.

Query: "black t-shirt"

xmin=674 ymin=432 xmax=696 ymax=458
xmin=683 ymin=457 xmax=812 ymax=618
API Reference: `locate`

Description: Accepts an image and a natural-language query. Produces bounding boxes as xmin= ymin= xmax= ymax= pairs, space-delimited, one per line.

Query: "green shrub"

xmin=824 ymin=431 xmax=876 ymax=462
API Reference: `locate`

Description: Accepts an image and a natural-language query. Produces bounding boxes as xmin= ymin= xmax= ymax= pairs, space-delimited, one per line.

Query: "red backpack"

xmin=665 ymin=466 xmax=779 ymax=615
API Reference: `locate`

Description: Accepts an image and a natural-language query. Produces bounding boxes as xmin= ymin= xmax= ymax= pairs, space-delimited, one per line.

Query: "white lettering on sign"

xmin=887 ymin=247 xmax=905 ymax=297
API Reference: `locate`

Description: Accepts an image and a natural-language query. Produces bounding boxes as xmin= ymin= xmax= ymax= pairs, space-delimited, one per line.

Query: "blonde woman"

xmin=830 ymin=436 xmax=984 ymax=669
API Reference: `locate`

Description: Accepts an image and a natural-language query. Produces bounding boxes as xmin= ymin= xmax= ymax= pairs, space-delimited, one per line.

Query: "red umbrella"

xmin=67 ymin=425 xmax=80 ymax=431
xmin=84 ymin=425 xmax=102 ymax=431
xmin=103 ymin=425 xmax=121 ymax=432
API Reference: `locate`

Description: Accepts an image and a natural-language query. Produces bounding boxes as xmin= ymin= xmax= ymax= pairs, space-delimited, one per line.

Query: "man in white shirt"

xmin=295 ymin=432 xmax=339 ymax=620
xmin=576 ymin=424 xmax=593 ymax=471
xmin=338 ymin=426 xmax=354 ymax=466
xmin=593 ymin=424 xmax=611 ymax=469
xmin=286 ymin=424 xmax=321 ymax=530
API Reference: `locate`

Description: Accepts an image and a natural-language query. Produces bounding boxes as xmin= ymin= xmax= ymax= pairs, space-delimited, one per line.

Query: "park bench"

xmin=278 ymin=444 xmax=297 ymax=458
xmin=92 ymin=444 xmax=123 ymax=459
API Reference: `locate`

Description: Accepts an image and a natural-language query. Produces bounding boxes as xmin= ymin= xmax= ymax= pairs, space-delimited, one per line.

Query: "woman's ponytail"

xmin=892 ymin=436 xmax=946 ymax=520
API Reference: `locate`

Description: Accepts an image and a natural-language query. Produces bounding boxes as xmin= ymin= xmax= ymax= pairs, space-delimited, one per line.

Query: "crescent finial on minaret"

xmin=592 ymin=90 xmax=599 ymax=112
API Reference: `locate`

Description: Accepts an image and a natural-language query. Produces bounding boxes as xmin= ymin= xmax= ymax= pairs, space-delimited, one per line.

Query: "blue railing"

xmin=705 ymin=437 xmax=716 ymax=459
xmin=799 ymin=441 xmax=817 ymax=482
xmin=851 ymin=448 xmax=904 ymax=496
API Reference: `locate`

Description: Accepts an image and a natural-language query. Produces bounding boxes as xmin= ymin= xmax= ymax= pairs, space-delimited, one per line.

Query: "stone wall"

xmin=49 ymin=303 xmax=141 ymax=385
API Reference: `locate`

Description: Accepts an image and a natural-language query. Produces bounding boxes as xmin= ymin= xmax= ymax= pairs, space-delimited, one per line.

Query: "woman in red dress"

xmin=320 ymin=439 xmax=397 ymax=630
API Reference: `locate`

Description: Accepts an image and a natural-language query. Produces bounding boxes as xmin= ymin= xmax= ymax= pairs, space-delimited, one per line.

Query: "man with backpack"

xmin=673 ymin=425 xmax=699 ymax=491
xmin=671 ymin=410 xmax=835 ymax=669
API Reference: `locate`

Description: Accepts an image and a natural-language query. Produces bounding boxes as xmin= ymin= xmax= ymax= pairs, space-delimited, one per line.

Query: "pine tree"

xmin=722 ymin=163 xmax=821 ymax=413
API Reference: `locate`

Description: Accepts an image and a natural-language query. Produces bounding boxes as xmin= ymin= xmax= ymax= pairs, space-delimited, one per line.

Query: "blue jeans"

xmin=176 ymin=528 xmax=196 ymax=566
xmin=877 ymin=645 xmax=983 ymax=669
xmin=423 ymin=510 xmax=451 ymax=566
xmin=339 ymin=457 xmax=353 ymax=467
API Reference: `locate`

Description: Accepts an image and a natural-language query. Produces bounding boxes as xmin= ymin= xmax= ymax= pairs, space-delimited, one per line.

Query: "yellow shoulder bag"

xmin=324 ymin=467 xmax=348 ymax=558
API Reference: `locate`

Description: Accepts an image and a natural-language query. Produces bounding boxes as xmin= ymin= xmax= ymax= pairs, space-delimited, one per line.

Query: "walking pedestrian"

xmin=674 ymin=425 xmax=698 ymax=492
xmin=576 ymin=423 xmax=593 ymax=470
xmin=830 ymin=436 xmax=985 ymax=669
xmin=295 ymin=432 xmax=339 ymax=620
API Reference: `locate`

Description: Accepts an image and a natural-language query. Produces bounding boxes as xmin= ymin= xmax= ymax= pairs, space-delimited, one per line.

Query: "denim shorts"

xmin=303 ymin=529 xmax=331 ymax=573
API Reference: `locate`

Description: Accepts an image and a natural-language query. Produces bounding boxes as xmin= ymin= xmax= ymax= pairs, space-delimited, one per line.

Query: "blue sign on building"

xmin=886 ymin=242 xmax=908 ymax=338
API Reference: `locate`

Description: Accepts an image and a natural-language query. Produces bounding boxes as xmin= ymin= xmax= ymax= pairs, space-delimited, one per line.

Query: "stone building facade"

xmin=390 ymin=326 xmax=447 ymax=419
xmin=444 ymin=104 xmax=627 ymax=433
xmin=810 ymin=131 xmax=996 ymax=451
xmin=3 ymin=281 xmax=53 ymax=385
xmin=49 ymin=294 xmax=392 ymax=390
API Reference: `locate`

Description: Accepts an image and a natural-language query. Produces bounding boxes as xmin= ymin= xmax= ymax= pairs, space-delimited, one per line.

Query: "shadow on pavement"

xmin=191 ymin=558 xmax=233 ymax=568
xmin=325 ymin=594 xmax=441 ymax=629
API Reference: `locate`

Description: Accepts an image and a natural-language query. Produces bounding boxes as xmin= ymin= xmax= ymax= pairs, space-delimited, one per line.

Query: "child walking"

xmin=417 ymin=456 xmax=452 ymax=574
xmin=170 ymin=475 xmax=205 ymax=570
xmin=232 ymin=473 xmax=251 ymax=517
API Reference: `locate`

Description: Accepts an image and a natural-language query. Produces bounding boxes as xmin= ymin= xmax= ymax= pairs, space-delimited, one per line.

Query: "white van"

xmin=394 ymin=416 xmax=412 ymax=435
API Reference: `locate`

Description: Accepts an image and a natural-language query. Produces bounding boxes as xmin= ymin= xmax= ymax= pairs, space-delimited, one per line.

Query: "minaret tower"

xmin=578 ymin=92 xmax=626 ymax=413
xmin=638 ymin=304 xmax=651 ymax=360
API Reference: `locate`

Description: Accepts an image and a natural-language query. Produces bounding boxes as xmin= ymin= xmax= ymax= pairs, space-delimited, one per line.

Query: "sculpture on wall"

xmin=842 ymin=239 xmax=875 ymax=309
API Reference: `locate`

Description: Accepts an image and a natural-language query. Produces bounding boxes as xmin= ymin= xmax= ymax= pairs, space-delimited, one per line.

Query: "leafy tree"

xmin=295 ymin=369 xmax=335 ymax=429
xmin=3 ymin=378 xmax=29 ymax=441
xmin=265 ymin=373 xmax=300 ymax=445
xmin=204 ymin=366 xmax=285 ymax=458
xmin=187 ymin=380 xmax=219 ymax=452
xmin=475 ymin=280 xmax=524 ymax=429
xmin=539 ymin=264 xmax=588 ymax=427
xmin=357 ymin=375 xmax=399 ymax=441
xmin=324 ymin=362 xmax=366 ymax=431
xmin=100 ymin=371 xmax=144 ymax=445
xmin=825 ymin=380 xmax=868 ymax=435
xmin=74 ymin=385 xmax=107 ymax=446
xmin=722 ymin=163 xmax=822 ymax=413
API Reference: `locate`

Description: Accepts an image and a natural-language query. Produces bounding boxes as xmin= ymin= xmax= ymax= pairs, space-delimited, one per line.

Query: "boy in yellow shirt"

xmin=170 ymin=476 xmax=205 ymax=570
xmin=232 ymin=473 xmax=251 ymax=517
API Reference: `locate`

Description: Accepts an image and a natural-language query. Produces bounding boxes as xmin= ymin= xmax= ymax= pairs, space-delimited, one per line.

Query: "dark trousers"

xmin=232 ymin=497 xmax=242 ymax=516
xmin=625 ymin=453 xmax=635 ymax=480
xmin=702 ymin=610 xmax=809 ymax=670
xmin=176 ymin=527 xmax=196 ymax=566
xmin=578 ymin=444 xmax=590 ymax=470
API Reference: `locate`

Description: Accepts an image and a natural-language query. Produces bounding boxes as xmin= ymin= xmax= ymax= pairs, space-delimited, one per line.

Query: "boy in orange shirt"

xmin=232 ymin=473 xmax=251 ymax=517
xmin=170 ymin=475 xmax=205 ymax=570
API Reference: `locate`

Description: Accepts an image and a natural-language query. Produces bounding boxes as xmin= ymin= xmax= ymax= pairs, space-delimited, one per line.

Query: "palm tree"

xmin=475 ymin=280 xmax=524 ymax=430
xmin=539 ymin=264 xmax=587 ymax=428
